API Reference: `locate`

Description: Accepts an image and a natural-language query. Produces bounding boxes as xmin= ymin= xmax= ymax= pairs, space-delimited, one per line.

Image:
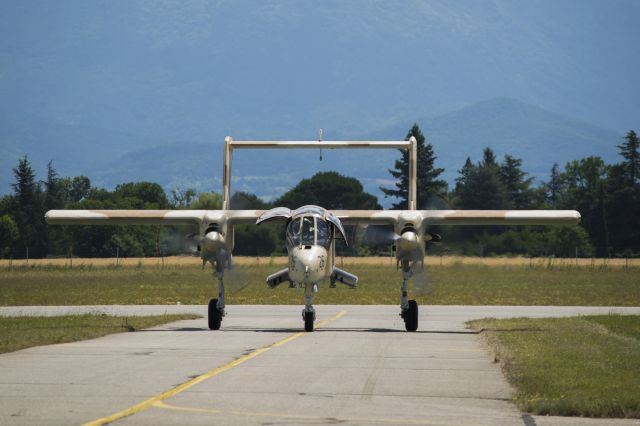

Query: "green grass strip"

xmin=468 ymin=315 xmax=640 ymax=418
xmin=0 ymin=314 xmax=200 ymax=354
xmin=1 ymin=264 xmax=638 ymax=306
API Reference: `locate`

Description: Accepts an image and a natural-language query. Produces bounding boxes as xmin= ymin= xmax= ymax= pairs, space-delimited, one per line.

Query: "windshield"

xmin=286 ymin=216 xmax=331 ymax=248
xmin=316 ymin=218 xmax=331 ymax=248
xmin=300 ymin=217 xmax=314 ymax=245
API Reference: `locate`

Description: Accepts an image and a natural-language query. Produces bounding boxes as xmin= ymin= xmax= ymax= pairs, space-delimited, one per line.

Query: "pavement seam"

xmin=151 ymin=399 xmax=480 ymax=426
xmin=81 ymin=309 xmax=346 ymax=426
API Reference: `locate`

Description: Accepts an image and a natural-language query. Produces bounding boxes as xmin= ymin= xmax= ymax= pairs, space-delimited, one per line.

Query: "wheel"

xmin=304 ymin=311 xmax=314 ymax=332
xmin=208 ymin=298 xmax=221 ymax=330
xmin=404 ymin=300 xmax=418 ymax=332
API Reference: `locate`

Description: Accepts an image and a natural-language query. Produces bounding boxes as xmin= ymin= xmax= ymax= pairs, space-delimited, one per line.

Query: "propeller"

xmin=412 ymin=194 xmax=452 ymax=297
xmin=184 ymin=233 xmax=202 ymax=254
xmin=411 ymin=265 xmax=435 ymax=297
xmin=159 ymin=227 xmax=201 ymax=255
xmin=361 ymin=225 xmax=401 ymax=247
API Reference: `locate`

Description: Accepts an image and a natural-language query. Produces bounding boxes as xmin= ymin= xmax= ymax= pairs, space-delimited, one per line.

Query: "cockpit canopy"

xmin=286 ymin=215 xmax=331 ymax=248
xmin=257 ymin=205 xmax=348 ymax=246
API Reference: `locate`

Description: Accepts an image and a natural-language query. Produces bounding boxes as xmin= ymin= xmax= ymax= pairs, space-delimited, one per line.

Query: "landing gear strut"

xmin=399 ymin=260 xmax=419 ymax=332
xmin=302 ymin=282 xmax=316 ymax=332
xmin=208 ymin=269 xmax=226 ymax=330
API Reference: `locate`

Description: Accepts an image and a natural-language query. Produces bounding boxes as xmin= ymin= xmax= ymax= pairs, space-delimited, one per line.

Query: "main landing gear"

xmin=399 ymin=259 xmax=419 ymax=332
xmin=208 ymin=270 xmax=226 ymax=330
xmin=402 ymin=299 xmax=418 ymax=332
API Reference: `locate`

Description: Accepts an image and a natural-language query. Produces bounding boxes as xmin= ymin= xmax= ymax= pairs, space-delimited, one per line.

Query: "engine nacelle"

xmin=202 ymin=231 xmax=226 ymax=253
xmin=397 ymin=230 xmax=419 ymax=251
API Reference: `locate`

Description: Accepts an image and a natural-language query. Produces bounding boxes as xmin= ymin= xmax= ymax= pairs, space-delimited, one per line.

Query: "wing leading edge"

xmin=332 ymin=210 xmax=581 ymax=226
xmin=45 ymin=210 xmax=263 ymax=226
xmin=47 ymin=209 xmax=580 ymax=227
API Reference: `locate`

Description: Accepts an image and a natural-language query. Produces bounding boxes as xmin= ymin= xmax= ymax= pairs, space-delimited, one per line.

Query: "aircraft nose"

xmin=290 ymin=246 xmax=328 ymax=283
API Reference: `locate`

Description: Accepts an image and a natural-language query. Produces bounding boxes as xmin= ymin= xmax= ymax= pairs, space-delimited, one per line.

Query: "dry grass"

xmin=1 ymin=255 xmax=638 ymax=269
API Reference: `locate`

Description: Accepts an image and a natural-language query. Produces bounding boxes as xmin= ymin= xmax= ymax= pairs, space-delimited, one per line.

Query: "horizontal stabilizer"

xmin=266 ymin=268 xmax=291 ymax=288
xmin=331 ymin=267 xmax=358 ymax=289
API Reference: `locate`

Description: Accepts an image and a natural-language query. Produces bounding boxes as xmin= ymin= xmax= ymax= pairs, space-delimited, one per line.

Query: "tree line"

xmin=1 ymin=126 xmax=638 ymax=258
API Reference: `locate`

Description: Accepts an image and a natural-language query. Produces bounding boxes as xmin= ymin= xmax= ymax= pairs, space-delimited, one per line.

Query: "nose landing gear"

xmin=302 ymin=282 xmax=317 ymax=332
xmin=303 ymin=311 xmax=315 ymax=332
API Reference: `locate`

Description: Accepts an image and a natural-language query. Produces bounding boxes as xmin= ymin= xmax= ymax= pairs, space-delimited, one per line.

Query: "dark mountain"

xmin=56 ymin=98 xmax=619 ymax=207
xmin=369 ymin=98 xmax=620 ymax=185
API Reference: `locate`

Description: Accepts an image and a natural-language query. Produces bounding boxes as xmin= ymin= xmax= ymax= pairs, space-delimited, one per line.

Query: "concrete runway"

xmin=1 ymin=305 xmax=639 ymax=426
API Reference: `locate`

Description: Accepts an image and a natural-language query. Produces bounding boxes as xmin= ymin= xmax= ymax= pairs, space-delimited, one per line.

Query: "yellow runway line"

xmin=83 ymin=310 xmax=347 ymax=426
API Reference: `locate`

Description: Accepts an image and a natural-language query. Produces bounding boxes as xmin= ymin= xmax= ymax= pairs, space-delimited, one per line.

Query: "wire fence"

xmin=1 ymin=253 xmax=639 ymax=270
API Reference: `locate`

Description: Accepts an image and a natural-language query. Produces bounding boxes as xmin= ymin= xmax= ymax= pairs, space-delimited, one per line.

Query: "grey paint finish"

xmin=1 ymin=305 xmax=639 ymax=426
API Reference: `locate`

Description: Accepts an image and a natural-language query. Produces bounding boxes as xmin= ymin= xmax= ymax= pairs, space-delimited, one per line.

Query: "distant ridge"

xmin=368 ymin=97 xmax=620 ymax=184
xmin=10 ymin=97 xmax=614 ymax=207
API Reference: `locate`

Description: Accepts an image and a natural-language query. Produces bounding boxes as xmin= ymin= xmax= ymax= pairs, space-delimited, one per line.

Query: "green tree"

xmin=381 ymin=124 xmax=447 ymax=209
xmin=454 ymin=148 xmax=508 ymax=209
xmin=114 ymin=182 xmax=169 ymax=208
xmin=44 ymin=161 xmax=64 ymax=211
xmin=230 ymin=191 xmax=270 ymax=209
xmin=544 ymin=163 xmax=563 ymax=207
xmin=0 ymin=214 xmax=19 ymax=257
xmin=229 ymin=191 xmax=279 ymax=255
xmin=558 ymin=157 xmax=610 ymax=256
xmin=481 ymin=147 xmax=498 ymax=168
xmin=277 ymin=171 xmax=379 ymax=210
xmin=500 ymin=155 xmax=534 ymax=208
xmin=64 ymin=182 xmax=170 ymax=257
xmin=618 ymin=130 xmax=639 ymax=185
xmin=605 ymin=163 xmax=640 ymax=255
xmin=188 ymin=192 xmax=222 ymax=209
xmin=43 ymin=162 xmax=70 ymax=255
xmin=10 ymin=156 xmax=47 ymax=258
xmin=58 ymin=176 xmax=91 ymax=203
xmin=169 ymin=187 xmax=196 ymax=208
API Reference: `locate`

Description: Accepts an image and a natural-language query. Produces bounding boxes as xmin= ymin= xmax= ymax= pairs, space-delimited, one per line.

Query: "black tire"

xmin=304 ymin=311 xmax=314 ymax=332
xmin=404 ymin=300 xmax=418 ymax=332
xmin=208 ymin=298 xmax=221 ymax=330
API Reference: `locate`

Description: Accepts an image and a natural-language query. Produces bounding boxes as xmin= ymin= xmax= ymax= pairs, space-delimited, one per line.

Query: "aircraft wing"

xmin=332 ymin=210 xmax=581 ymax=227
xmin=45 ymin=210 xmax=264 ymax=226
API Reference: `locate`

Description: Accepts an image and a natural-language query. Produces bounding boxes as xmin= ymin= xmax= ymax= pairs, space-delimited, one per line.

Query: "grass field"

xmin=468 ymin=315 xmax=640 ymax=418
xmin=0 ymin=314 xmax=200 ymax=354
xmin=0 ymin=257 xmax=638 ymax=306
